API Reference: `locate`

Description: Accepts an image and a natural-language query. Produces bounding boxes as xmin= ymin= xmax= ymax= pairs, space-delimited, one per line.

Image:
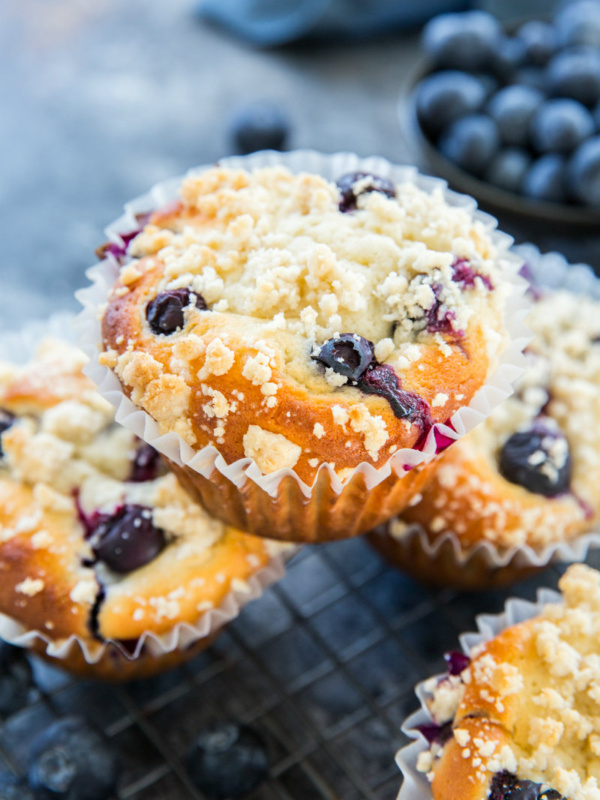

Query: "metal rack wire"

xmin=0 ymin=536 xmax=590 ymax=800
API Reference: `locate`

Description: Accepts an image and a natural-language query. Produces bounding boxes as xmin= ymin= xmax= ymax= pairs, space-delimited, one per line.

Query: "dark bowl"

xmin=400 ymin=63 xmax=600 ymax=232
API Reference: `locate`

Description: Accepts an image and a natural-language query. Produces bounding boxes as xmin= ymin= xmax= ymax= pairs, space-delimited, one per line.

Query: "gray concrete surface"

xmin=1 ymin=0 xmax=598 ymax=333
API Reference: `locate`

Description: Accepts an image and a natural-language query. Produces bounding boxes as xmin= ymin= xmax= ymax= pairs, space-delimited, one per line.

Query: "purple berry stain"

xmin=146 ymin=288 xmax=207 ymax=336
xmin=336 ymin=172 xmax=396 ymax=212
xmin=452 ymin=257 xmax=494 ymax=290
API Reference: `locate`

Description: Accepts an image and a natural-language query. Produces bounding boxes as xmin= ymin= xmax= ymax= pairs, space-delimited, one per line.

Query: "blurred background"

xmin=2 ymin=0 xmax=600 ymax=332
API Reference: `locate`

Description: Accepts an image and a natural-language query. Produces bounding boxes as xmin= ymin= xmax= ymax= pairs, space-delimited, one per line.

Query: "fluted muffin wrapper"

xmin=0 ymin=313 xmax=290 ymax=670
xmin=395 ymin=585 xmax=560 ymax=800
xmin=370 ymin=245 xmax=600 ymax=589
xmin=75 ymin=149 xmax=530 ymax=540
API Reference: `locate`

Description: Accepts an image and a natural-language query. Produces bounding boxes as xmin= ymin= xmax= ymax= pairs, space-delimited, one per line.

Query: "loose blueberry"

xmin=146 ymin=288 xmax=207 ymax=335
xmin=90 ymin=504 xmax=166 ymax=574
xmin=568 ymin=135 xmax=600 ymax=204
xmin=0 ymin=773 xmax=35 ymax=800
xmin=485 ymin=148 xmax=532 ymax=193
xmin=313 ymin=334 xmax=374 ymax=382
xmin=416 ymin=71 xmax=487 ymax=139
xmin=516 ymin=20 xmax=557 ymax=66
xmin=0 ymin=410 xmax=14 ymax=459
xmin=490 ymin=36 xmax=527 ymax=82
xmin=531 ymin=99 xmax=595 ymax=153
xmin=488 ymin=85 xmax=544 ymax=148
xmin=547 ymin=47 xmax=600 ymax=106
xmin=554 ymin=0 xmax=600 ymax=49
xmin=28 ymin=716 xmax=119 ymax=800
xmin=522 ymin=154 xmax=567 ymax=203
xmin=129 ymin=443 xmax=162 ymax=482
xmin=438 ymin=114 xmax=500 ymax=176
xmin=511 ymin=66 xmax=548 ymax=93
xmin=444 ymin=650 xmax=471 ymax=675
xmin=422 ymin=11 xmax=501 ymax=71
xmin=187 ymin=722 xmax=269 ymax=800
xmin=336 ymin=172 xmax=395 ymax=213
xmin=229 ymin=102 xmax=290 ymax=155
xmin=499 ymin=422 xmax=572 ymax=497
xmin=359 ymin=364 xmax=433 ymax=433
xmin=0 ymin=641 xmax=33 ymax=717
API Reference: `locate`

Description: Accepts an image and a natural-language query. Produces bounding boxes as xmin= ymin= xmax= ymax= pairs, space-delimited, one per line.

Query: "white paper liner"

xmin=395 ymin=584 xmax=561 ymax=800
xmin=0 ymin=312 xmax=290 ymax=664
xmin=386 ymin=244 xmax=600 ymax=576
xmin=75 ymin=149 xmax=531 ymax=500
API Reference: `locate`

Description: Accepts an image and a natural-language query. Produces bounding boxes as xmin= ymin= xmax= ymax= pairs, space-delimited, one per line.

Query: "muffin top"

xmin=99 ymin=165 xmax=515 ymax=483
xmin=398 ymin=288 xmax=600 ymax=550
xmin=0 ymin=338 xmax=286 ymax=645
xmin=417 ymin=564 xmax=600 ymax=800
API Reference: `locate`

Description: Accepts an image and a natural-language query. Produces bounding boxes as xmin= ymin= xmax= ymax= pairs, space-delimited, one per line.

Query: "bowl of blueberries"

xmin=406 ymin=0 xmax=600 ymax=227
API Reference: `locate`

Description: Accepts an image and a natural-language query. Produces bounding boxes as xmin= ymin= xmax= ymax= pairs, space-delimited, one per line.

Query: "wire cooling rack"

xmin=0 ymin=537 xmax=594 ymax=800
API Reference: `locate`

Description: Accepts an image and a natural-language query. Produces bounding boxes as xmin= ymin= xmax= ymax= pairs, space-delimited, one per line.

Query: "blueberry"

xmin=516 ymin=20 xmax=557 ymax=66
xmin=512 ymin=66 xmax=548 ymax=93
xmin=438 ymin=114 xmax=500 ymax=175
xmin=229 ymin=102 xmax=290 ymax=155
xmin=187 ymin=722 xmax=268 ymax=800
xmin=422 ymin=11 xmax=501 ymax=71
xmin=129 ymin=443 xmax=161 ymax=482
xmin=522 ymin=154 xmax=567 ymax=202
xmin=416 ymin=71 xmax=487 ymax=138
xmin=359 ymin=364 xmax=433 ymax=433
xmin=417 ymin=721 xmax=453 ymax=746
xmin=568 ymin=135 xmax=600 ymax=204
xmin=336 ymin=172 xmax=395 ymax=213
xmin=28 ymin=717 xmax=119 ymax=800
xmin=490 ymin=36 xmax=527 ymax=82
xmin=531 ymin=98 xmax=595 ymax=153
xmin=485 ymin=148 xmax=532 ymax=192
xmin=146 ymin=288 xmax=207 ymax=335
xmin=0 ymin=773 xmax=34 ymax=800
xmin=0 ymin=641 xmax=33 ymax=717
xmin=444 ymin=650 xmax=471 ymax=675
xmin=489 ymin=772 xmax=564 ymax=800
xmin=554 ymin=0 xmax=600 ymax=49
xmin=548 ymin=47 xmax=600 ymax=106
xmin=0 ymin=410 xmax=14 ymax=459
xmin=499 ymin=423 xmax=572 ymax=497
xmin=488 ymin=85 xmax=544 ymax=147
xmin=313 ymin=334 xmax=374 ymax=381
xmin=90 ymin=504 xmax=166 ymax=573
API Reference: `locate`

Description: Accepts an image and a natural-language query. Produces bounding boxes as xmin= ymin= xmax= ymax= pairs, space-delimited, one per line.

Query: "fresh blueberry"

xmin=229 ymin=102 xmax=290 ymax=155
xmin=548 ymin=47 xmax=600 ymax=106
xmin=488 ymin=85 xmax=544 ymax=147
xmin=336 ymin=172 xmax=395 ymax=213
xmin=499 ymin=423 xmax=572 ymax=497
xmin=146 ymin=288 xmax=207 ymax=335
xmin=129 ymin=443 xmax=162 ymax=482
xmin=485 ymin=148 xmax=532 ymax=193
xmin=28 ymin=717 xmax=119 ymax=800
xmin=0 ymin=641 xmax=33 ymax=716
xmin=90 ymin=504 xmax=166 ymax=574
xmin=187 ymin=722 xmax=269 ymax=800
xmin=416 ymin=71 xmax=487 ymax=138
xmin=554 ymin=0 xmax=600 ymax=49
xmin=490 ymin=36 xmax=527 ymax=82
xmin=0 ymin=410 xmax=14 ymax=459
xmin=438 ymin=114 xmax=500 ymax=175
xmin=516 ymin=20 xmax=557 ymax=66
xmin=0 ymin=773 xmax=35 ymax=800
xmin=568 ymin=135 xmax=600 ymax=204
xmin=422 ymin=11 xmax=501 ymax=71
xmin=313 ymin=334 xmax=374 ymax=381
xmin=511 ymin=66 xmax=548 ymax=93
xmin=359 ymin=364 xmax=433 ymax=433
xmin=444 ymin=650 xmax=471 ymax=675
xmin=522 ymin=154 xmax=567 ymax=202
xmin=530 ymin=99 xmax=595 ymax=153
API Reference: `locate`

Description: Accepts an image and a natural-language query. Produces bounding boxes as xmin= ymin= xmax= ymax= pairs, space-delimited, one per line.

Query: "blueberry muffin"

xmin=370 ymin=288 xmax=600 ymax=588
xmin=94 ymin=163 xmax=520 ymax=542
xmin=415 ymin=564 xmax=600 ymax=800
xmin=0 ymin=338 xmax=287 ymax=680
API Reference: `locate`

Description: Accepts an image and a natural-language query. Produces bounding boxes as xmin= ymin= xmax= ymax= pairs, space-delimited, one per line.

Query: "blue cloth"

xmin=197 ymin=0 xmax=469 ymax=46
